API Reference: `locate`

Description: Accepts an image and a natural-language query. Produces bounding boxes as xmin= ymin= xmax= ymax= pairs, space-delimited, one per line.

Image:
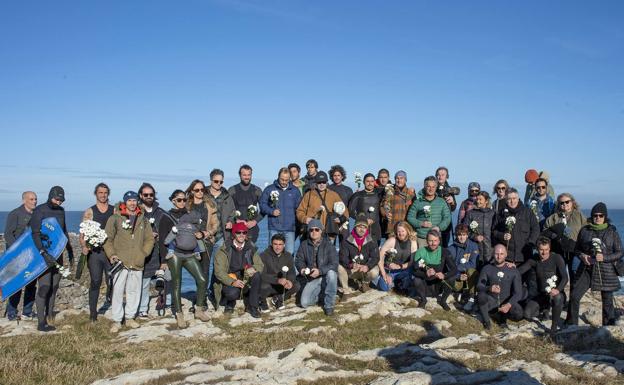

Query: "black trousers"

xmin=567 ymin=266 xmax=616 ymax=326
xmin=478 ymin=293 xmax=523 ymax=325
xmin=524 ymin=293 xmax=565 ymax=331
xmin=36 ymin=266 xmax=61 ymax=325
xmin=222 ymin=272 xmax=261 ymax=308
xmin=412 ymin=277 xmax=452 ymax=303
xmin=88 ymin=251 xmax=112 ymax=318
xmin=260 ymin=281 xmax=300 ymax=301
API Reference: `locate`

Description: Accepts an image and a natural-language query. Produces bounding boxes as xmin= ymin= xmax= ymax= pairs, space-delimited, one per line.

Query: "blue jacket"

xmin=260 ymin=180 xmax=302 ymax=232
xmin=527 ymin=194 xmax=555 ymax=229
xmin=447 ymin=239 xmax=479 ymax=278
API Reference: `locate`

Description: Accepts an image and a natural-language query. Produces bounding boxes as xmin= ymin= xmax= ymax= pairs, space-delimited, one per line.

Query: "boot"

xmin=194 ymin=307 xmax=211 ymax=322
xmin=176 ymin=313 xmax=188 ymax=329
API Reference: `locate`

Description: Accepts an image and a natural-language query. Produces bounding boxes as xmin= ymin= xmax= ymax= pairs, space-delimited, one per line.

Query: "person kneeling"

xmin=477 ymin=244 xmax=525 ymax=329
xmin=448 ymin=224 xmax=480 ymax=311
xmin=259 ymin=233 xmax=300 ymax=312
xmin=411 ymin=229 xmax=457 ymax=310
xmin=296 ymin=219 xmax=339 ymax=316
xmin=338 ymin=214 xmax=380 ymax=297
xmin=213 ymin=223 xmax=263 ymax=318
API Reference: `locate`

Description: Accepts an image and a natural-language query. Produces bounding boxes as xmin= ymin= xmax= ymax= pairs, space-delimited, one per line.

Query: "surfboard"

xmin=0 ymin=217 xmax=68 ymax=301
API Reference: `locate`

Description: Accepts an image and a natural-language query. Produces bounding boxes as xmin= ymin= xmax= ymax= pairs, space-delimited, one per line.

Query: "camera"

xmin=154 ymin=269 xmax=166 ymax=291
xmin=437 ymin=185 xmax=461 ymax=198
xmin=110 ymin=260 xmax=125 ymax=276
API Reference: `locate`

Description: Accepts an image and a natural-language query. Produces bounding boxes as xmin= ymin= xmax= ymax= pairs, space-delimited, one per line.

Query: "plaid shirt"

xmin=380 ymin=185 xmax=415 ymax=236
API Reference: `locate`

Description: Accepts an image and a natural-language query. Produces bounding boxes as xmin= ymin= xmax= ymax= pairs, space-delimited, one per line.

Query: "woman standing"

xmin=463 ymin=191 xmax=495 ymax=266
xmin=491 ymin=179 xmax=509 ymax=217
xmin=567 ymin=202 xmax=622 ymax=326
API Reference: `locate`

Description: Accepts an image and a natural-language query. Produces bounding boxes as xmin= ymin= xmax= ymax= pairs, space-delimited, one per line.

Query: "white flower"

xmin=504 ymin=209 xmax=509 ymax=214
xmin=121 ymin=219 xmax=132 ymax=230
xmin=418 ymin=259 xmax=426 ymax=268
xmin=551 ymin=275 xmax=557 ymax=282
xmin=530 ymin=200 xmax=538 ymax=208
xmin=497 ymin=271 xmax=504 ymax=279
xmin=234 ymin=210 xmax=241 ymax=217
xmin=354 ymin=254 xmax=364 ymax=263
xmin=469 ymin=221 xmax=479 ymax=230
xmin=80 ymin=220 xmax=108 ymax=248
xmin=282 ymin=266 xmax=289 ymax=273
xmin=460 ymin=258 xmax=467 ymax=264
xmin=505 ymin=217 xmax=516 ymax=226
xmin=333 ymin=201 xmax=346 ymax=215
xmin=172 ymin=226 xmax=178 ymax=234
xmin=389 ymin=248 xmax=397 ymax=254
xmin=319 ymin=205 xmax=326 ymax=212
xmin=303 ymin=267 xmax=311 ymax=275
xmin=368 ymin=206 xmax=375 ymax=213
xmin=149 ymin=217 xmax=155 ymax=224
xmin=423 ymin=205 xmax=431 ymax=214
xmin=57 ymin=264 xmax=70 ymax=278
xmin=270 ymin=191 xmax=280 ymax=199
xmin=545 ymin=286 xmax=552 ymax=293
xmin=561 ymin=213 xmax=567 ymax=226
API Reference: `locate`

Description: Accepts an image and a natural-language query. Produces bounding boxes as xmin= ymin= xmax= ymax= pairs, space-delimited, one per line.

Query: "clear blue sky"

xmin=1 ymin=1 xmax=623 ymax=211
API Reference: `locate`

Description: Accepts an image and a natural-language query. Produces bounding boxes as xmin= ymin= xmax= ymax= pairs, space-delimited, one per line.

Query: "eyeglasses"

xmin=212 ymin=180 xmax=224 ymax=185
xmin=496 ymin=186 xmax=506 ymax=191
xmin=192 ymin=188 xmax=204 ymax=193
xmin=142 ymin=193 xmax=154 ymax=197
xmin=309 ymin=228 xmax=321 ymax=233
xmin=593 ymin=213 xmax=605 ymax=218
xmin=174 ymin=198 xmax=187 ymax=203
xmin=559 ymin=200 xmax=571 ymax=206
xmin=535 ymin=185 xmax=547 ymax=190
xmin=235 ymin=231 xmax=248 ymax=235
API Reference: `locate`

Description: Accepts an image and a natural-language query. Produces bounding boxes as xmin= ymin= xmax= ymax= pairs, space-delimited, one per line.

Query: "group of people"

xmin=3 ymin=162 xmax=622 ymax=337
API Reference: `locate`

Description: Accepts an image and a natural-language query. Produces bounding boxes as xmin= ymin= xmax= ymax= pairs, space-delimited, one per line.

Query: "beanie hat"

xmin=394 ymin=170 xmax=407 ymax=179
xmin=48 ymin=186 xmax=65 ymax=202
xmin=308 ymin=218 xmax=324 ymax=231
xmin=232 ymin=222 xmax=248 ymax=234
xmin=591 ymin=202 xmax=608 ymax=218
xmin=123 ymin=191 xmax=139 ymax=203
xmin=525 ymin=169 xmax=539 ymax=184
xmin=468 ymin=182 xmax=481 ymax=191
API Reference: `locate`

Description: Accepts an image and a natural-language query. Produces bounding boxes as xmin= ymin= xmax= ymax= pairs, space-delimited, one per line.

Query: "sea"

xmin=1 ymin=210 xmax=623 ymax=293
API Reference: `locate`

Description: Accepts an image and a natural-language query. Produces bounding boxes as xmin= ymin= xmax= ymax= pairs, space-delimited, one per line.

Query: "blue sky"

xmin=0 ymin=1 xmax=623 ymax=211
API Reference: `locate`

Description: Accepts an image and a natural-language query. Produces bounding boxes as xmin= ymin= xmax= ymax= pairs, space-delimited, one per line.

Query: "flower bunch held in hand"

xmin=545 ymin=275 xmax=557 ymax=294
xmin=56 ymin=263 xmax=70 ymax=278
xmin=417 ymin=258 xmax=427 ymax=270
xmin=496 ymin=271 xmax=505 ymax=306
xmin=354 ymin=172 xmax=363 ymax=190
xmin=423 ymin=205 xmax=431 ymax=220
xmin=333 ymin=202 xmax=346 ymax=216
xmin=505 ymin=216 xmax=516 ymax=233
xmin=384 ymin=184 xmax=394 ymax=213
xmin=591 ymin=238 xmax=603 ymax=254
xmin=79 ymin=220 xmax=108 ymax=249
xmin=469 ymin=221 xmax=479 ymax=235
xmin=121 ymin=219 xmax=132 ymax=230
xmin=247 ymin=204 xmax=258 ymax=220
xmin=233 ymin=210 xmax=242 ymax=222
xmin=530 ymin=200 xmax=539 ymax=219
xmin=148 ymin=217 xmax=155 ymax=225
xmin=385 ymin=248 xmax=398 ymax=267
xmin=270 ymin=191 xmax=280 ymax=208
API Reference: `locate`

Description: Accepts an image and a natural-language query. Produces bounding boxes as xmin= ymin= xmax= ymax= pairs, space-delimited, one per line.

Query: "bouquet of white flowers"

xmin=423 ymin=205 xmax=431 ymax=220
xmin=270 ymin=190 xmax=280 ymax=208
xmin=545 ymin=275 xmax=557 ymax=293
xmin=80 ymin=220 xmax=108 ymax=249
xmin=247 ymin=204 xmax=258 ymax=220
xmin=469 ymin=220 xmax=479 ymax=235
xmin=354 ymin=172 xmax=363 ymax=189
xmin=333 ymin=201 xmax=346 ymax=216
xmin=505 ymin=216 xmax=516 ymax=232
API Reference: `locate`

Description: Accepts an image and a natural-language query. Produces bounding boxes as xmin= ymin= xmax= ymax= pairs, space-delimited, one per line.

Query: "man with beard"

xmin=258 ymin=233 xmax=299 ymax=312
xmin=328 ymin=164 xmax=354 ymax=243
xmin=4 ymin=191 xmax=37 ymax=321
xmin=526 ymin=178 xmax=555 ymax=230
xmin=407 ymin=176 xmax=451 ymax=249
xmin=32 ymin=186 xmax=74 ymax=331
xmin=380 ymin=170 xmax=415 ymax=238
xmin=228 ymin=164 xmax=264 ymax=244
xmin=435 ymin=167 xmax=458 ymax=247
xmin=348 ymin=173 xmax=382 ymax=243
xmin=458 ymin=182 xmax=480 ymax=224
xmin=136 ymin=183 xmax=169 ymax=318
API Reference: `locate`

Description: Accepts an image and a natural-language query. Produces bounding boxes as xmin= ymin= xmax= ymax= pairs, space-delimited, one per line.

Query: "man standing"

xmin=288 ymin=163 xmax=305 ymax=195
xmin=228 ymin=164 xmax=264 ymax=244
xmin=526 ymin=178 xmax=555 ymax=230
xmin=4 ymin=191 xmax=37 ymax=321
xmin=137 ymin=183 xmax=168 ymax=318
xmin=32 ymin=186 xmax=74 ymax=332
xmin=328 ymin=165 xmax=353 ymax=211
xmin=458 ymin=182 xmax=480 ymax=224
xmin=348 ymin=173 xmax=382 ymax=243
xmin=407 ymin=176 xmax=451 ymax=249
xmin=80 ymin=183 xmax=115 ymax=322
xmin=213 ymin=223 xmax=263 ymax=318
xmin=375 ymin=168 xmax=391 ymax=237
xmin=380 ymin=170 xmax=415 ymax=238
xmin=477 ymin=245 xmax=525 ymax=329
xmin=259 ymin=233 xmax=300 ymax=312
xmin=296 ymin=219 xmax=339 ymax=316
xmin=435 ymin=167 xmax=458 ymax=247
xmin=260 ymin=167 xmax=302 ymax=254
xmin=302 ymin=159 xmax=319 ymax=194
xmin=104 ymin=191 xmax=156 ymax=332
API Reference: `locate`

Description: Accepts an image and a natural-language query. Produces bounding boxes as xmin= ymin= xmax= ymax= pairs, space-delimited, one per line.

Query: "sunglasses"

xmin=496 ymin=186 xmax=506 ymax=191
xmin=235 ymin=231 xmax=248 ymax=235
xmin=192 ymin=188 xmax=204 ymax=193
xmin=559 ymin=200 xmax=571 ymax=205
xmin=469 ymin=189 xmax=479 ymax=193
xmin=316 ymin=181 xmax=327 ymax=185
xmin=593 ymin=213 xmax=605 ymax=218
xmin=309 ymin=228 xmax=321 ymax=233
xmin=142 ymin=193 xmax=154 ymax=197
xmin=174 ymin=198 xmax=187 ymax=203
xmin=212 ymin=180 xmax=224 ymax=185
xmin=535 ymin=185 xmax=547 ymax=190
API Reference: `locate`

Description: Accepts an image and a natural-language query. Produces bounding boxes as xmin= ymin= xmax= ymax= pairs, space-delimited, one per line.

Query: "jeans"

xmin=300 ymin=270 xmax=338 ymax=310
xmin=375 ymin=268 xmax=412 ymax=292
xmin=268 ymin=230 xmax=296 ymax=255
xmin=7 ymin=281 xmax=36 ymax=319
xmin=111 ymin=269 xmax=142 ymax=323
xmin=206 ymin=238 xmax=224 ymax=297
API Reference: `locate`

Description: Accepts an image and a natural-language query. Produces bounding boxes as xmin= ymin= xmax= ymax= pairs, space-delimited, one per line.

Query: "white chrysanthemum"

xmin=334 ymin=201 xmax=346 ymax=215
xmin=282 ymin=266 xmax=289 ymax=273
xmin=460 ymin=258 xmax=467 ymax=264
xmin=497 ymin=271 xmax=504 ymax=278
xmin=469 ymin=221 xmax=479 ymax=230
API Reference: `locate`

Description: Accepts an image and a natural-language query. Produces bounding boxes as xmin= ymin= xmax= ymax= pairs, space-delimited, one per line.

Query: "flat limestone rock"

xmin=91 ymin=369 xmax=168 ymax=385
xmin=498 ymin=359 xmax=567 ymax=382
xmin=553 ymin=352 xmax=620 ymax=377
xmin=369 ymin=371 xmax=432 ymax=385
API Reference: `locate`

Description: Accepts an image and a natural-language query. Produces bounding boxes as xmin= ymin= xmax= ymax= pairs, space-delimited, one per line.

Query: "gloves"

xmin=40 ymin=250 xmax=57 ymax=267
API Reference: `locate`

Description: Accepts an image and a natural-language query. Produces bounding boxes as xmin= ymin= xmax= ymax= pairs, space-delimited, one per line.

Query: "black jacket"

xmin=142 ymin=202 xmax=167 ymax=277
xmin=518 ymin=253 xmax=568 ymax=297
xmin=339 ymin=234 xmax=379 ymax=270
xmin=31 ymin=200 xmax=73 ymax=259
xmin=463 ymin=207 xmax=496 ymax=263
xmin=412 ymin=248 xmax=457 ymax=282
xmin=492 ymin=203 xmax=539 ymax=263
xmin=329 ymin=184 xmax=354 ymax=211
xmin=575 ymin=224 xmax=622 ymax=292
xmin=4 ymin=205 xmax=32 ymax=247
xmin=295 ymin=238 xmax=339 ymax=276
xmin=348 ymin=190 xmax=382 ymax=241
xmin=259 ymin=247 xmax=296 ymax=285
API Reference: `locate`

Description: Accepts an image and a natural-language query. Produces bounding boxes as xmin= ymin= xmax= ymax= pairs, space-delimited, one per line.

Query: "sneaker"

xmin=247 ymin=306 xmax=261 ymax=319
xmin=194 ymin=308 xmax=211 ymax=322
xmin=259 ymin=300 xmax=271 ymax=313
xmin=125 ymin=319 xmax=140 ymax=329
xmin=110 ymin=322 xmax=122 ymax=333
xmin=416 ymin=297 xmax=427 ymax=308
xmin=463 ymin=298 xmax=475 ymax=312
xmin=137 ymin=311 xmax=149 ymax=319
xmin=176 ymin=313 xmax=188 ymax=329
xmin=482 ymin=321 xmax=491 ymax=330
xmin=324 ymin=308 xmax=334 ymax=316
xmin=271 ymin=296 xmax=285 ymax=310
xmin=37 ymin=323 xmax=56 ymax=332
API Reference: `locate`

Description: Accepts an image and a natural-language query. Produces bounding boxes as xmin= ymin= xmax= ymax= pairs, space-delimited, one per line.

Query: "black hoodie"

xmin=31 ymin=199 xmax=73 ymax=259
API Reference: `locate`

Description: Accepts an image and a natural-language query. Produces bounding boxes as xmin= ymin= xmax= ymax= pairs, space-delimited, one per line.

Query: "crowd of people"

xmin=3 ymin=161 xmax=622 ymax=338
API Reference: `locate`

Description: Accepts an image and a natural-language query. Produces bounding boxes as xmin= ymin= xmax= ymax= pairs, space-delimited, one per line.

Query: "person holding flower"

xmin=258 ymin=233 xmax=299 ymax=312
xmin=458 ymin=182 xmax=481 ymax=224
xmin=348 ymin=173 xmax=382 ymax=243
xmin=104 ymin=191 xmax=154 ymax=333
xmin=213 ymin=222 xmax=264 ymax=318
xmin=260 ymin=167 xmax=302 ymax=254
xmin=518 ymin=237 xmax=567 ymax=337
xmin=567 ymin=202 xmax=623 ymax=326
xmin=377 ymin=221 xmax=418 ymax=292
xmin=411 ymin=229 xmax=457 ymax=310
xmin=228 ymin=164 xmax=264 ymax=243
xmin=80 ymin=183 xmax=114 ymax=322
xmin=338 ymin=214 xmax=380 ymax=296
xmin=328 ymin=164 xmax=354 ymax=243
xmin=526 ymin=178 xmax=555 ymax=230
xmin=462 ymin=191 xmax=495 ymax=265
xmin=407 ymin=176 xmax=451 ymax=249
xmin=476 ymin=244 xmax=525 ymax=330
xmin=448 ymin=224 xmax=480 ymax=311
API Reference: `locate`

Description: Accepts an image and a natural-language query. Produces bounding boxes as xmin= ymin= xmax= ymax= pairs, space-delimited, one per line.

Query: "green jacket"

xmin=213 ymin=241 xmax=264 ymax=308
xmin=406 ymin=193 xmax=451 ymax=239
xmin=103 ymin=204 xmax=154 ymax=270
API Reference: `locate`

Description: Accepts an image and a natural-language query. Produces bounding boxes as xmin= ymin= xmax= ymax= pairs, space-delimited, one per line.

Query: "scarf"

xmin=350 ymin=228 xmax=369 ymax=250
xmin=414 ymin=246 xmax=442 ymax=266
xmin=590 ymin=223 xmax=608 ymax=231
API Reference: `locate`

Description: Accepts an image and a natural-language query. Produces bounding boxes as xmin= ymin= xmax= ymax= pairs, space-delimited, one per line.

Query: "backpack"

xmin=174 ymin=212 xmax=201 ymax=252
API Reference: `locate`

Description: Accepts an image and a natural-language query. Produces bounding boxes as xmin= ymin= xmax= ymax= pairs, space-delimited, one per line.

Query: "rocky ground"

xmin=1 ymin=235 xmax=624 ymax=385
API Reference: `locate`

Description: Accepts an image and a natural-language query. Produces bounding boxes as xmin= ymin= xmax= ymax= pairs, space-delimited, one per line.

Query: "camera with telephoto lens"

xmin=154 ymin=269 xmax=166 ymax=292
xmin=437 ymin=185 xmax=461 ymax=198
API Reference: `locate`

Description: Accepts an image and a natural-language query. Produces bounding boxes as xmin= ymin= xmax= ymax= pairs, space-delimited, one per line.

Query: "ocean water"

xmin=1 ymin=210 xmax=623 ymax=293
